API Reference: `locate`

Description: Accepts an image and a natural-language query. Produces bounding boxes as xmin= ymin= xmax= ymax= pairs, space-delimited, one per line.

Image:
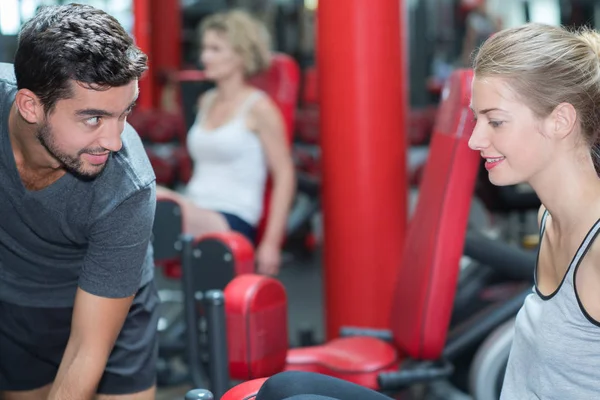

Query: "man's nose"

xmin=98 ymin=122 xmax=124 ymax=153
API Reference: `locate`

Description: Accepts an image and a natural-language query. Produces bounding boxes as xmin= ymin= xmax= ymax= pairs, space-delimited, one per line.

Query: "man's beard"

xmin=36 ymin=122 xmax=109 ymax=181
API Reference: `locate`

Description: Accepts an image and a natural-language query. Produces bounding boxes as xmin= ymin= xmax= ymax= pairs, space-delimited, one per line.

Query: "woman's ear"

xmin=14 ymin=89 xmax=43 ymax=124
xmin=550 ymin=102 xmax=578 ymax=140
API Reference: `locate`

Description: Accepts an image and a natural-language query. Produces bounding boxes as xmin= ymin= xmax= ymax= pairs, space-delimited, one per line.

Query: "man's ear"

xmin=14 ymin=89 xmax=43 ymax=124
xmin=550 ymin=102 xmax=577 ymax=140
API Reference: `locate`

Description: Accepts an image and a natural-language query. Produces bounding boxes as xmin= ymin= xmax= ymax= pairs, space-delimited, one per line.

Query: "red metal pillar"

xmin=150 ymin=0 xmax=182 ymax=109
xmin=319 ymin=0 xmax=408 ymax=339
xmin=132 ymin=0 xmax=153 ymax=110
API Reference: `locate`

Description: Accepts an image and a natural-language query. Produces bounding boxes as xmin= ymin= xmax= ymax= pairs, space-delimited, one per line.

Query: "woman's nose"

xmin=467 ymin=122 xmax=489 ymax=151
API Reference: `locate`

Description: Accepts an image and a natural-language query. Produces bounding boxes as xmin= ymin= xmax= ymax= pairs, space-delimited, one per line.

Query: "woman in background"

xmin=158 ymin=10 xmax=295 ymax=276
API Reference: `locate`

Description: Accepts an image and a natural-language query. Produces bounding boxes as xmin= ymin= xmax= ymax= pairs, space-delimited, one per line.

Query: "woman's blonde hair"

xmin=473 ymin=23 xmax=600 ymax=168
xmin=200 ymin=9 xmax=272 ymax=77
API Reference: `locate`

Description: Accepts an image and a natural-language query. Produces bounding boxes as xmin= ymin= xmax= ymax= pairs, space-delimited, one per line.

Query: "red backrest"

xmin=389 ymin=69 xmax=480 ymax=360
xmin=248 ymin=54 xmax=300 ymax=244
xmin=249 ymin=53 xmax=300 ymax=143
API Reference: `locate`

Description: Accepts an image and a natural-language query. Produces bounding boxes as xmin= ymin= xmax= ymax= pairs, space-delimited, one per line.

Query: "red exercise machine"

xmin=181 ymin=69 xmax=496 ymax=399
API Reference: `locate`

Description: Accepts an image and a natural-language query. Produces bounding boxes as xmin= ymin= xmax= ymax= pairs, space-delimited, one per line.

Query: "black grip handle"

xmin=378 ymin=362 xmax=454 ymax=390
xmin=204 ymin=290 xmax=230 ymax=399
xmin=181 ymin=235 xmax=207 ymax=388
xmin=185 ymin=389 xmax=214 ymax=399
xmin=338 ymin=327 xmax=393 ymax=342
xmin=464 ymin=232 xmax=536 ymax=281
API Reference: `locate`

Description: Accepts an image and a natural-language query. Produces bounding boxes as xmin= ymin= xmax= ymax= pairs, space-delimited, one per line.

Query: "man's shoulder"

xmin=111 ymin=123 xmax=156 ymax=190
xmin=88 ymin=123 xmax=156 ymax=210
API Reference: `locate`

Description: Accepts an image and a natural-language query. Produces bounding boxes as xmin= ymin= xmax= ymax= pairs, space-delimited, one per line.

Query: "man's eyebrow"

xmin=74 ymin=108 xmax=115 ymax=118
xmin=74 ymin=97 xmax=138 ymax=118
xmin=125 ymin=98 xmax=137 ymax=112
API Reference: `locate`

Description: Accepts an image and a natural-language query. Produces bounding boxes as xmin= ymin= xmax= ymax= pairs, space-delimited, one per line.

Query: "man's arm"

xmin=48 ymin=183 xmax=156 ymax=400
xmin=47 ymin=290 xmax=134 ymax=400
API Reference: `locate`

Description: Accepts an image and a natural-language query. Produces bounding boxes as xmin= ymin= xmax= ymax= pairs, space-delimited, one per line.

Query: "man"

xmin=0 ymin=4 xmax=158 ymax=400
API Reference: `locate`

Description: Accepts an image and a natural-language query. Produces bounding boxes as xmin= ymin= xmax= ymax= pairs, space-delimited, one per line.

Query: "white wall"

xmin=487 ymin=0 xmax=561 ymax=28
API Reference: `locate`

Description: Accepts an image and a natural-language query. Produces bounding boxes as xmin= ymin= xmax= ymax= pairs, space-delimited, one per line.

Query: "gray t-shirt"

xmin=0 ymin=63 xmax=156 ymax=308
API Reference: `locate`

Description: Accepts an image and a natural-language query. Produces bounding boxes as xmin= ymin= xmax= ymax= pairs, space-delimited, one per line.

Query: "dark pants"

xmin=256 ymin=371 xmax=392 ymax=400
xmin=219 ymin=211 xmax=257 ymax=245
xmin=0 ymin=281 xmax=159 ymax=395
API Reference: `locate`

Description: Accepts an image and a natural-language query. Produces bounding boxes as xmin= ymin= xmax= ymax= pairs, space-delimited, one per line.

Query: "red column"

xmin=319 ymin=0 xmax=408 ymax=339
xmin=150 ymin=0 xmax=182 ymax=109
xmin=132 ymin=0 xmax=153 ymax=110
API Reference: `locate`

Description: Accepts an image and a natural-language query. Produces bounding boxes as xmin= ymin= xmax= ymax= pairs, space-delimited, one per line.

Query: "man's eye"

xmin=86 ymin=117 xmax=102 ymax=126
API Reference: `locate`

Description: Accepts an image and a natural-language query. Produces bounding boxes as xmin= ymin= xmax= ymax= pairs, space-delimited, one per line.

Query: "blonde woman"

xmin=469 ymin=23 xmax=600 ymax=398
xmin=159 ymin=10 xmax=295 ymax=276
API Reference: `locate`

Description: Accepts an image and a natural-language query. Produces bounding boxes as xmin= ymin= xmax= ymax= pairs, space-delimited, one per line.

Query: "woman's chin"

xmin=488 ymin=172 xmax=524 ymax=187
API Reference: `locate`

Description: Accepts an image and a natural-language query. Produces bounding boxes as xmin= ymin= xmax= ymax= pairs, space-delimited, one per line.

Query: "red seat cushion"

xmin=226 ymin=274 xmax=288 ymax=380
xmin=221 ymin=377 xmax=269 ymax=400
xmin=285 ymin=337 xmax=400 ymax=390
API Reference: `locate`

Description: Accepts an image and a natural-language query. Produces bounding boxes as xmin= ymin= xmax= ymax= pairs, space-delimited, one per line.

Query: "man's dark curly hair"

xmin=14 ymin=3 xmax=148 ymax=114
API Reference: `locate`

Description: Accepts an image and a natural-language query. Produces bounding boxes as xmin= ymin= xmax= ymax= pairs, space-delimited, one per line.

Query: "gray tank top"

xmin=501 ymin=210 xmax=600 ymax=399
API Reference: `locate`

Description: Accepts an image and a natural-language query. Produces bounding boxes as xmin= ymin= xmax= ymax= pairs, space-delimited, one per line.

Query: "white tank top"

xmin=501 ymin=209 xmax=600 ymax=399
xmin=185 ymin=89 xmax=267 ymax=225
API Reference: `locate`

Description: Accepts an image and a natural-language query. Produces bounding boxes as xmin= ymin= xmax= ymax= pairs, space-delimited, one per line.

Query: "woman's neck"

xmin=529 ymin=150 xmax=600 ymax=236
xmin=215 ymin=72 xmax=250 ymax=101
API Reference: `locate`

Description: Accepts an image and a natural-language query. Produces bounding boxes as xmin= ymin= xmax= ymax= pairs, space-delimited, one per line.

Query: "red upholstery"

xmin=146 ymin=111 xmax=187 ymax=143
xmin=408 ymin=105 xmax=438 ymax=145
xmin=249 ymin=53 xmax=300 ymax=142
xmin=302 ymin=67 xmax=319 ymax=105
xmin=221 ymin=378 xmax=269 ymax=400
xmin=225 ymin=275 xmax=288 ymax=380
xmin=285 ymin=68 xmax=479 ymax=386
xmin=296 ymin=107 xmax=320 ymax=144
xmin=284 ymin=338 xmax=399 ymax=389
xmin=389 ymin=69 xmax=479 ymax=359
xmin=127 ymin=108 xmax=157 ymax=140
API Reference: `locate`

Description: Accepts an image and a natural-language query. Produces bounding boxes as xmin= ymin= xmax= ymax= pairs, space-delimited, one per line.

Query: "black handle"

xmin=205 ymin=289 xmax=230 ymax=398
xmin=181 ymin=235 xmax=207 ymax=388
xmin=338 ymin=327 xmax=393 ymax=342
xmin=464 ymin=231 xmax=536 ymax=281
xmin=378 ymin=361 xmax=453 ymax=390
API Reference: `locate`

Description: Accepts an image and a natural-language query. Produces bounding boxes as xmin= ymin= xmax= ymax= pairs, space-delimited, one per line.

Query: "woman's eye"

xmin=489 ymin=121 xmax=503 ymax=128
